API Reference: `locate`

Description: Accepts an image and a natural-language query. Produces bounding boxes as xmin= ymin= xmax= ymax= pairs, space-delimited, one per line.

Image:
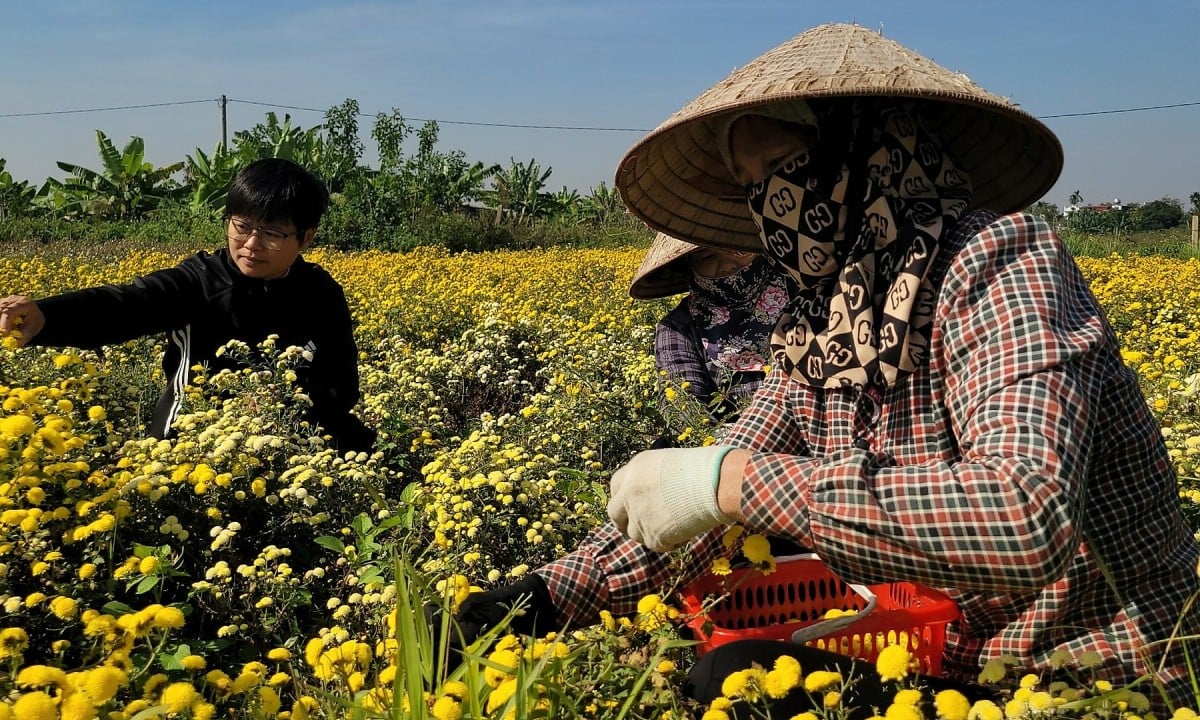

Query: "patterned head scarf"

xmin=725 ymin=99 xmax=973 ymax=390
xmin=687 ymin=255 xmax=793 ymax=377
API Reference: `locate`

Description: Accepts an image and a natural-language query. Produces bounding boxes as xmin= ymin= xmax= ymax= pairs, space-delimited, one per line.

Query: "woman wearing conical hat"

xmin=451 ymin=24 xmax=1199 ymax=713
xmin=632 ymin=232 xmax=798 ymax=430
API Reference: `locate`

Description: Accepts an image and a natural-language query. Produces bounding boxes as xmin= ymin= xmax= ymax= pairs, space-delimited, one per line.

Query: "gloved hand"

xmin=607 ymin=445 xmax=736 ymax=552
xmin=441 ymin=574 xmax=559 ymax=654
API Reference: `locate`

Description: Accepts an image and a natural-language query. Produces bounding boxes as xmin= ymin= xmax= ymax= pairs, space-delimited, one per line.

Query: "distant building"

xmin=1064 ymin=198 xmax=1127 ymax=214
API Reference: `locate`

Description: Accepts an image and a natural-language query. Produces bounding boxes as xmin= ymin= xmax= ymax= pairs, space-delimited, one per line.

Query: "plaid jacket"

xmin=537 ymin=212 xmax=1200 ymax=703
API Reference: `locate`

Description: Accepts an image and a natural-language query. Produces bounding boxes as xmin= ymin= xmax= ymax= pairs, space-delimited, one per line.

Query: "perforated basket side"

xmin=679 ymin=558 xmax=959 ymax=671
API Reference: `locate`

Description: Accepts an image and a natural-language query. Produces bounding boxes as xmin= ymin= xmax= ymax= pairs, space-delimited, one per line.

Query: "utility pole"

xmin=220 ymin=95 xmax=228 ymax=152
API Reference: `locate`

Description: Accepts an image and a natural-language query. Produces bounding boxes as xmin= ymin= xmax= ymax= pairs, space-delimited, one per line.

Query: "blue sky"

xmin=3 ymin=0 xmax=1198 ymax=209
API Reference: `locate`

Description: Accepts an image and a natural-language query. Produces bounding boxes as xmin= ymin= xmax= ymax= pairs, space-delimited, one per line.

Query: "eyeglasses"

xmin=225 ymin=217 xmax=296 ymax=251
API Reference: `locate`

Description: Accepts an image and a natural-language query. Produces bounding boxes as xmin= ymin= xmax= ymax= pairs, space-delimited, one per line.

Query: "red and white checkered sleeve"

xmin=807 ymin=214 xmax=1106 ymax=590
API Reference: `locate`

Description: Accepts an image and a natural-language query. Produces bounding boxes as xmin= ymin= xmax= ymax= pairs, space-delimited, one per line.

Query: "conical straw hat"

xmin=629 ymin=232 xmax=699 ymax=300
xmin=615 ymin=23 xmax=1063 ymax=251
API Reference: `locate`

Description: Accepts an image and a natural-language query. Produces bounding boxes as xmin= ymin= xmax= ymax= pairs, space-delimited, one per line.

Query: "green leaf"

xmin=102 ymin=600 xmax=137 ymax=616
xmin=135 ymin=575 xmax=159 ymax=594
xmin=314 ymin=536 xmax=345 ymax=553
xmin=159 ymin=644 xmax=191 ymax=671
xmin=351 ymin=513 xmax=371 ymax=537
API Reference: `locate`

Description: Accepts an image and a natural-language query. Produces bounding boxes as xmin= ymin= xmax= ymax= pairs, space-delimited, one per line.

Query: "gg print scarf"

xmin=742 ymin=100 xmax=972 ymax=390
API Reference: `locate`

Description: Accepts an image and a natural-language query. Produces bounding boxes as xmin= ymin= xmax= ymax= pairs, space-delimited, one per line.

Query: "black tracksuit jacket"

xmin=32 ymin=248 xmax=374 ymax=451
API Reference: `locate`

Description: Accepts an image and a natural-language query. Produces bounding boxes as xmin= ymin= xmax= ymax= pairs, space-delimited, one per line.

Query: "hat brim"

xmin=629 ymin=233 xmax=699 ymax=300
xmin=615 ymin=25 xmax=1064 ymax=251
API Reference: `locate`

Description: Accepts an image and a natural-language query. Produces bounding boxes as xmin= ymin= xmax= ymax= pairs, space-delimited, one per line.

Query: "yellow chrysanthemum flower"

xmin=741 ymin=533 xmax=773 ymax=564
xmin=11 ymin=691 xmax=57 ymax=720
xmin=876 ymin=643 xmax=912 ymax=682
xmin=431 ymin=695 xmax=463 ymax=720
xmin=886 ymin=701 xmax=923 ymax=720
xmin=934 ymin=689 xmax=972 ymax=720
xmin=804 ymin=670 xmax=842 ymax=693
xmin=76 ymin=666 xmax=127 ymax=704
xmin=967 ymin=699 xmax=1003 ymax=720
xmin=161 ymin=681 xmax=201 ymax=713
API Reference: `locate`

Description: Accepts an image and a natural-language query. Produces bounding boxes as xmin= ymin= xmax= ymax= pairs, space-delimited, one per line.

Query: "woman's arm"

xmin=719 ymin=215 xmax=1107 ymax=593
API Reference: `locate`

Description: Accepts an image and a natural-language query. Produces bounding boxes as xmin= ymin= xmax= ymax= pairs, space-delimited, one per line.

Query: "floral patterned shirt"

xmin=536 ymin=212 xmax=1200 ymax=706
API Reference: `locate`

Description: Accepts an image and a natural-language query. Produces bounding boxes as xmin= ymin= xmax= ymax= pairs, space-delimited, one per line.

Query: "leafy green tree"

xmin=1068 ymin=190 xmax=1084 ymax=206
xmin=372 ymin=109 xmax=411 ymax=174
xmin=1134 ymin=197 xmax=1185 ymax=231
xmin=44 ymin=131 xmax=183 ymax=220
xmin=1189 ymin=192 xmax=1200 ymax=218
xmin=402 ymin=121 xmax=497 ymax=215
xmin=0 ymin=159 xmax=38 ymax=220
xmin=314 ymin=98 xmax=364 ymax=191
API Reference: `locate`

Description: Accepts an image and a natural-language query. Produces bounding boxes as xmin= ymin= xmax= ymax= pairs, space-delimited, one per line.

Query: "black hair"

xmin=224 ymin=158 xmax=330 ymax=235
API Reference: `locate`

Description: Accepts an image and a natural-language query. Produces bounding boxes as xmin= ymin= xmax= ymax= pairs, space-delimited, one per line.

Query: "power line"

xmin=225 ymin=98 xmax=648 ymax=132
xmin=0 ymin=99 xmax=215 ymax=118
xmin=1040 ymin=100 xmax=1200 ymax=119
xmin=1 ymin=95 xmax=1198 ymax=127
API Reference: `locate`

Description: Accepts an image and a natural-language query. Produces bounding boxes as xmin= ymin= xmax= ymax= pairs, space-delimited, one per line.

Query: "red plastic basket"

xmin=679 ymin=556 xmax=959 ymax=675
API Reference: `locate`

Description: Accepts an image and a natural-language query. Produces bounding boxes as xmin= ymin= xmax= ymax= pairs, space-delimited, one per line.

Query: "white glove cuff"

xmin=659 ymin=445 xmax=736 ymax=530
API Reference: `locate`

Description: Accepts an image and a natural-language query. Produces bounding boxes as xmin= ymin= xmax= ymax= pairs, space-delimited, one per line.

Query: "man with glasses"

xmin=0 ymin=158 xmax=375 ymax=451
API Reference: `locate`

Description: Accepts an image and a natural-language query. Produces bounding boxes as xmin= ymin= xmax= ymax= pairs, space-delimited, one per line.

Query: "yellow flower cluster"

xmin=3 ymin=242 xmax=1200 ymax=717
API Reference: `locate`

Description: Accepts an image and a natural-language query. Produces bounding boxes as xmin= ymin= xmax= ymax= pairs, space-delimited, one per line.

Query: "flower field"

xmin=1 ymin=243 xmax=1199 ymax=719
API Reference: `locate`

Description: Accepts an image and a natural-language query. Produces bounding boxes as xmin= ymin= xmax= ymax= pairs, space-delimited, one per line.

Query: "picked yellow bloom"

xmin=977 ymin=658 xmax=1009 ymax=684
xmin=804 ymin=670 xmax=841 ymax=693
xmin=934 ymin=689 xmax=971 ymax=720
xmin=875 ymin=643 xmax=912 ymax=682
xmin=966 ymin=699 xmax=1003 ymax=720
xmin=721 ymin=525 xmax=744 ymax=550
xmin=741 ymin=534 xmax=773 ymax=564
xmin=886 ymin=702 xmax=923 ymax=720
xmin=712 ymin=557 xmax=732 ymax=576
xmin=720 ymin=668 xmax=754 ymax=699
xmin=763 ymin=654 xmax=802 ymax=698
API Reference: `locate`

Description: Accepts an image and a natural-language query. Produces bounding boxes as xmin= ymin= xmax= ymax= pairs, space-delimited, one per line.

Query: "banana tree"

xmin=48 ymin=131 xmax=184 ymax=220
xmin=0 ymin=159 xmax=38 ymax=220
xmin=488 ymin=158 xmax=553 ymax=223
xmin=583 ymin=182 xmax=626 ymax=225
xmin=185 ymin=143 xmax=242 ymax=216
xmin=233 ymin=112 xmax=323 ymax=168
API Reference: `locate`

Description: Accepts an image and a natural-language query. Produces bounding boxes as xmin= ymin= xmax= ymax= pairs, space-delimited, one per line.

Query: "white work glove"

xmin=607 ymin=445 xmax=736 ymax=552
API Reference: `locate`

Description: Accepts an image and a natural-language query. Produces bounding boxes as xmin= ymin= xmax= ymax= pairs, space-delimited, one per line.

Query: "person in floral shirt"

xmin=631 ymin=233 xmax=797 ymax=425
